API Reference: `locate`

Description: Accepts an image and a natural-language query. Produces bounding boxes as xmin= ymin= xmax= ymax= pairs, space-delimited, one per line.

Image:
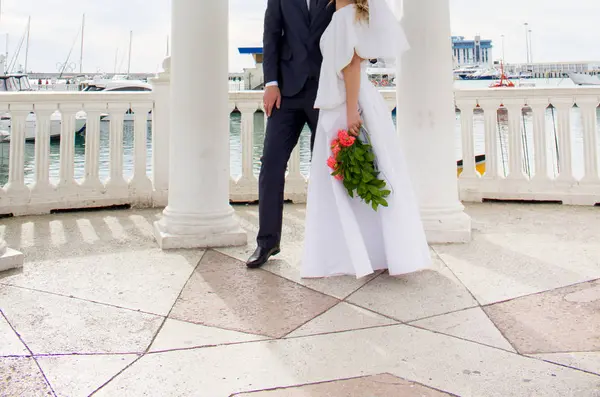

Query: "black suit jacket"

xmin=263 ymin=0 xmax=334 ymax=97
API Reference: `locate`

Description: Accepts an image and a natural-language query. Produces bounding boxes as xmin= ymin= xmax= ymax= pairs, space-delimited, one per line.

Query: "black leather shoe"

xmin=246 ymin=246 xmax=280 ymax=269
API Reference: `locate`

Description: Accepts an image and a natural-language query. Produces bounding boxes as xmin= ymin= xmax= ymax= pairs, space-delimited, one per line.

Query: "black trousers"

xmin=257 ymin=78 xmax=319 ymax=249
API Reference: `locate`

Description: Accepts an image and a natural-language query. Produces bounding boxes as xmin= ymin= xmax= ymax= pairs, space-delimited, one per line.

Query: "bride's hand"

xmin=347 ymin=108 xmax=362 ymax=136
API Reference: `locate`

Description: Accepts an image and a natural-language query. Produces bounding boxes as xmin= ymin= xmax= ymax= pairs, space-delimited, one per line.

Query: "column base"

xmin=421 ymin=205 xmax=472 ymax=244
xmin=0 ymin=248 xmax=24 ymax=273
xmin=154 ymin=207 xmax=247 ymax=249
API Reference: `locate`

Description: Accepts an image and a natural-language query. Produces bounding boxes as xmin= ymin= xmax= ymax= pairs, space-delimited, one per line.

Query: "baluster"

xmin=106 ymin=103 xmax=128 ymax=190
xmin=150 ymin=61 xmax=171 ymax=206
xmin=385 ymin=98 xmax=397 ymax=114
xmin=81 ymin=104 xmax=105 ymax=190
xmin=456 ymin=99 xmax=478 ymax=178
xmin=0 ymin=103 xmax=6 ymax=197
xmin=529 ymin=100 xmax=550 ymax=183
xmin=129 ymin=103 xmax=153 ymax=197
xmin=288 ymin=146 xmax=303 ymax=181
xmin=4 ymin=107 xmax=30 ymax=197
xmin=236 ymin=102 xmax=258 ymax=188
xmin=57 ymin=104 xmax=79 ymax=190
xmin=481 ymin=100 xmax=500 ymax=179
xmin=578 ymin=98 xmax=600 ymax=184
xmin=505 ymin=101 xmax=526 ymax=180
xmin=552 ymin=99 xmax=575 ymax=183
xmin=31 ymin=104 xmax=55 ymax=195
xmin=228 ymin=101 xmax=238 ymax=197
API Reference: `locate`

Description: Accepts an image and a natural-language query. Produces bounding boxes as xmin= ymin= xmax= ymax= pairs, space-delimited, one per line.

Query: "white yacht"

xmin=0 ymin=74 xmax=86 ymax=142
xmin=568 ymin=72 xmax=600 ymax=86
xmin=0 ymin=78 xmax=152 ymax=142
xmin=81 ymin=79 xmax=153 ymax=122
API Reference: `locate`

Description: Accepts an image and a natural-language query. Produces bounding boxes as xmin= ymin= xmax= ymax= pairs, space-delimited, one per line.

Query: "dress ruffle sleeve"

xmin=314 ymin=0 xmax=410 ymax=110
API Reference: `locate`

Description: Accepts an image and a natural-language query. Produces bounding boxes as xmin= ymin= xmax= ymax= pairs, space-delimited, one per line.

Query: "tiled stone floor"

xmin=0 ymin=202 xmax=599 ymax=397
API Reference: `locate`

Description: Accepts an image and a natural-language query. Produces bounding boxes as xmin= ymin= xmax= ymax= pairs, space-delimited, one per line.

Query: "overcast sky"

xmin=1 ymin=0 xmax=599 ymax=74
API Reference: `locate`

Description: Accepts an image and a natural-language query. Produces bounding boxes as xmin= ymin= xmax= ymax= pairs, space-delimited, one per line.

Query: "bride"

xmin=302 ymin=0 xmax=432 ymax=278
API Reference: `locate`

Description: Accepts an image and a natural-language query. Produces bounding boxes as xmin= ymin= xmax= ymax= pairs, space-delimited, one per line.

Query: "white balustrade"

xmin=579 ymin=98 xmax=600 ymax=184
xmin=5 ymin=107 xmax=30 ymax=198
xmin=106 ymin=103 xmax=129 ymax=192
xmin=31 ymin=105 xmax=54 ymax=195
xmin=1 ymin=86 xmax=599 ymax=217
xmin=230 ymin=98 xmax=260 ymax=202
xmin=0 ymin=92 xmax=154 ymax=215
xmin=57 ymin=104 xmax=78 ymax=192
xmin=149 ymin=60 xmax=171 ymax=207
xmin=130 ymin=103 xmax=154 ymax=206
xmin=529 ymin=100 xmax=551 ymax=184
xmin=456 ymin=87 xmax=600 ymax=205
xmin=81 ymin=104 xmax=104 ymax=191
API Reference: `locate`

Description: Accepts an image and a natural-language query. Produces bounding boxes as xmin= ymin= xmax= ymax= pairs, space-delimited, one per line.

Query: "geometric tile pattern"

xmin=149 ymin=318 xmax=267 ymax=352
xmin=0 ymin=204 xmax=599 ymax=396
xmin=410 ymin=307 xmax=516 ymax=352
xmin=232 ymin=373 xmax=458 ymax=396
xmin=530 ymin=352 xmax=600 ymax=376
xmin=347 ymin=267 xmax=478 ymax=322
xmin=0 ymin=357 xmax=54 ymax=396
xmin=0 ymin=284 xmax=163 ymax=355
xmin=484 ymin=279 xmax=600 ymax=354
xmin=433 ymin=203 xmax=600 ymax=305
xmin=286 ymin=302 xmax=397 ymax=338
xmin=0 ymin=313 xmax=29 ymax=356
xmin=169 ymin=250 xmax=339 ymax=338
xmin=36 ymin=354 xmax=139 ymax=397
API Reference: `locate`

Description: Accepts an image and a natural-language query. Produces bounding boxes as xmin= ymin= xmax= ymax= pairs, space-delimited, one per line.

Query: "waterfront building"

xmin=505 ymin=61 xmax=600 ymax=78
xmin=237 ymin=47 xmax=265 ymax=90
xmin=452 ymin=36 xmax=493 ymax=67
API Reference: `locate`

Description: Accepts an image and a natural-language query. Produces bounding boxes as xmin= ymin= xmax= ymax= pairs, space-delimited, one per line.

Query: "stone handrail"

xmin=0 ymin=91 xmax=154 ymax=216
xmin=1 ymin=86 xmax=599 ymax=217
xmin=454 ymin=87 xmax=600 ymax=205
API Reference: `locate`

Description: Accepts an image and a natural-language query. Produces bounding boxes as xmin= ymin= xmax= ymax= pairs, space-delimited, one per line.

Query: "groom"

xmin=246 ymin=0 xmax=335 ymax=268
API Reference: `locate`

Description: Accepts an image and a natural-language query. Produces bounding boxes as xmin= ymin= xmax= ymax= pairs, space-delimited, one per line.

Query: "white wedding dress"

xmin=301 ymin=0 xmax=432 ymax=278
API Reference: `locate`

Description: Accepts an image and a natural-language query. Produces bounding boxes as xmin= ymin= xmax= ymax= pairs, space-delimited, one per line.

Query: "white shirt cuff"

xmin=265 ymin=81 xmax=278 ymax=87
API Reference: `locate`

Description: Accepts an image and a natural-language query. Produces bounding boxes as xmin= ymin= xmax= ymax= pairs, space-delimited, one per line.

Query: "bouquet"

xmin=327 ymin=128 xmax=391 ymax=211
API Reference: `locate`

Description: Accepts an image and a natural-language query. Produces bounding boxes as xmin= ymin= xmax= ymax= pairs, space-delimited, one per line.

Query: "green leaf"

xmin=367 ymin=185 xmax=380 ymax=195
xmin=371 ymin=201 xmax=378 ymax=211
xmin=380 ymin=198 xmax=389 ymax=207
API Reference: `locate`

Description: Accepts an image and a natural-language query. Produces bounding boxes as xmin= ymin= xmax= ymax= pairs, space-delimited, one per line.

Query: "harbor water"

xmin=1 ymin=78 xmax=599 ymax=187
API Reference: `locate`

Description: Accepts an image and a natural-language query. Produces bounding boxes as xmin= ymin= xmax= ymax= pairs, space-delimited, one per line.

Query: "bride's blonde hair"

xmin=354 ymin=0 xmax=369 ymax=22
xmin=329 ymin=1 xmax=370 ymax=22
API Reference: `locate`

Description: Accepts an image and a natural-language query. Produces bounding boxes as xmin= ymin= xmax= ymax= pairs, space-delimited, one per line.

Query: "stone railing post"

xmin=149 ymin=57 xmax=172 ymax=207
xmin=0 ymin=238 xmax=23 ymax=272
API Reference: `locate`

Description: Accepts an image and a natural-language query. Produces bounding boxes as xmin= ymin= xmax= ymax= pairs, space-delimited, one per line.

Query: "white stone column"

xmin=154 ymin=0 xmax=246 ymax=249
xmin=0 ymin=238 xmax=23 ymax=272
xmin=396 ymin=0 xmax=472 ymax=243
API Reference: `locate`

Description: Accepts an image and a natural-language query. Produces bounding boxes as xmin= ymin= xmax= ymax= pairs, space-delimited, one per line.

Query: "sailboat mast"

xmin=79 ymin=14 xmax=85 ymax=74
xmin=114 ymin=48 xmax=118 ymax=74
xmin=24 ymin=16 xmax=30 ymax=73
xmin=126 ymin=30 xmax=132 ymax=77
xmin=4 ymin=34 xmax=7 ymax=75
xmin=0 ymin=0 xmax=6 ymax=75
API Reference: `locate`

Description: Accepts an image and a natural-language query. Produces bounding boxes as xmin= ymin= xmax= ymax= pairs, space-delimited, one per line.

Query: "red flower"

xmin=337 ymin=129 xmax=356 ymax=147
xmin=326 ymin=156 xmax=337 ymax=170
xmin=334 ymin=173 xmax=344 ymax=181
xmin=332 ymin=144 xmax=341 ymax=158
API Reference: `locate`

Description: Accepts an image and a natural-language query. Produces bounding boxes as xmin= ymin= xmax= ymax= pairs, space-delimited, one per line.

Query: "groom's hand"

xmin=264 ymin=86 xmax=281 ymax=117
